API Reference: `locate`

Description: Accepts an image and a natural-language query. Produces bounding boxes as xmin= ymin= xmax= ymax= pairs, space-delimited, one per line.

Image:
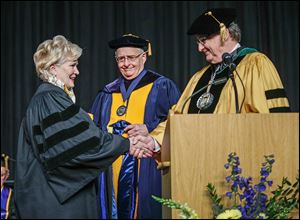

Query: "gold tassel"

xmin=219 ymin=23 xmax=226 ymax=44
xmin=2 ymin=154 xmax=9 ymax=169
xmin=205 ymin=11 xmax=227 ymax=44
xmin=147 ymin=41 xmax=152 ymax=56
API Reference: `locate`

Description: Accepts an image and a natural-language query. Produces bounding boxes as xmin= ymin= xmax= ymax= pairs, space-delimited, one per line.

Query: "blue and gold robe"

xmin=90 ymin=69 xmax=180 ymax=219
xmin=1 ymin=185 xmax=12 ymax=219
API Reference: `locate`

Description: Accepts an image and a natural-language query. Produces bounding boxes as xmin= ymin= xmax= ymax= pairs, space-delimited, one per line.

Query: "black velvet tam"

xmin=108 ymin=34 xmax=149 ymax=51
xmin=187 ymin=8 xmax=237 ymax=36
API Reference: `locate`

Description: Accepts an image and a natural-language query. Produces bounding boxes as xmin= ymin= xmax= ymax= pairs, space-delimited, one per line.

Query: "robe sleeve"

xmin=89 ymin=90 xmax=112 ymax=131
xmin=24 ymin=89 xmax=129 ymax=203
xmin=145 ymin=78 xmax=181 ymax=132
xmin=246 ymin=53 xmax=290 ymax=112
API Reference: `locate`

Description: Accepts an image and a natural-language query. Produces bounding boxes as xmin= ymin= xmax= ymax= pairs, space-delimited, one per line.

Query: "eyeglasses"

xmin=196 ymin=36 xmax=208 ymax=45
xmin=115 ymin=51 xmax=145 ymax=63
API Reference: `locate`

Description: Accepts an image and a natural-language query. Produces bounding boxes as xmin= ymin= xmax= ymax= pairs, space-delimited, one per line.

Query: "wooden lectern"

xmin=159 ymin=112 xmax=299 ymax=219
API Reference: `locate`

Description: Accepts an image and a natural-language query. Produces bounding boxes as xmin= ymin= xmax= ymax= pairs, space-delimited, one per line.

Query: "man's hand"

xmin=124 ymin=124 xmax=149 ymax=137
xmin=129 ymin=135 xmax=155 ymax=159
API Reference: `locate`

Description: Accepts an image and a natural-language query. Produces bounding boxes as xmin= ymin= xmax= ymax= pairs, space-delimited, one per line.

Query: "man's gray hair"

xmin=228 ymin=22 xmax=241 ymax=42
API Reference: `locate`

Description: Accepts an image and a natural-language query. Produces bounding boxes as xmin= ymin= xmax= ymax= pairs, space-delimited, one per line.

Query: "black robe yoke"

xmin=14 ymin=83 xmax=129 ymax=219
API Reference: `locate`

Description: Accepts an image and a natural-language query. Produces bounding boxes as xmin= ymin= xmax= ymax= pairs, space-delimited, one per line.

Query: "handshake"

xmin=125 ymin=124 xmax=157 ymax=159
xmin=129 ymin=135 xmax=155 ymax=159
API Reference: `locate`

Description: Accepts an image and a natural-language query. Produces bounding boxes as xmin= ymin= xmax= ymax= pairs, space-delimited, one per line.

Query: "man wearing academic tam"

xmin=150 ymin=8 xmax=291 ymax=149
xmin=90 ymin=34 xmax=180 ymax=218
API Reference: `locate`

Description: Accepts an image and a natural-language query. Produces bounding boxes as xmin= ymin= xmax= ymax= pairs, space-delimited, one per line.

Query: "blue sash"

xmin=110 ymin=120 xmax=138 ymax=219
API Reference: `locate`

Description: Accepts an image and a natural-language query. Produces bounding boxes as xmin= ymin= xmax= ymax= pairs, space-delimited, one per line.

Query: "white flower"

xmin=216 ymin=209 xmax=242 ymax=219
xmin=257 ymin=213 xmax=268 ymax=219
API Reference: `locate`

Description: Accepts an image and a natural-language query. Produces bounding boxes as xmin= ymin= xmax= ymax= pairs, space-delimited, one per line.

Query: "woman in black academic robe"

xmin=13 ymin=35 xmax=153 ymax=219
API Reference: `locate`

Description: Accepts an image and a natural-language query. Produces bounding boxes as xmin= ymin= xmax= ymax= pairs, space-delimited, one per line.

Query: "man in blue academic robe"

xmin=90 ymin=34 xmax=181 ymax=219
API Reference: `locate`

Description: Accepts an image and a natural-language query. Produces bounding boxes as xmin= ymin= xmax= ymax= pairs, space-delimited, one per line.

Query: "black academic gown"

xmin=14 ymin=82 xmax=129 ymax=219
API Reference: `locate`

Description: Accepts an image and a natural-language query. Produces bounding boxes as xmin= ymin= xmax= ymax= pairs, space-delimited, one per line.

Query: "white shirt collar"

xmin=230 ymin=43 xmax=241 ymax=53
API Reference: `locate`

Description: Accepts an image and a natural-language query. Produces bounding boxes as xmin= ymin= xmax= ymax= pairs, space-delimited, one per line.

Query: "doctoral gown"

xmin=14 ymin=82 xmax=130 ymax=219
xmin=90 ymin=69 xmax=181 ymax=219
xmin=151 ymin=48 xmax=291 ymax=145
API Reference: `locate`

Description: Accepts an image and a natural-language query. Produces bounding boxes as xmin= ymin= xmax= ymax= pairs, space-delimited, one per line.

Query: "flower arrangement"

xmin=152 ymin=195 xmax=199 ymax=219
xmin=152 ymin=152 xmax=299 ymax=219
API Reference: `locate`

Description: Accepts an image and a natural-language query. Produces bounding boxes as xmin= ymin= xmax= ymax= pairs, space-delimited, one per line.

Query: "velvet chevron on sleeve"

xmin=14 ymin=82 xmax=129 ymax=219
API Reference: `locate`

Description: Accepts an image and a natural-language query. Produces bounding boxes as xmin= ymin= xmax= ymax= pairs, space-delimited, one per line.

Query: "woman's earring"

xmin=48 ymin=73 xmax=56 ymax=83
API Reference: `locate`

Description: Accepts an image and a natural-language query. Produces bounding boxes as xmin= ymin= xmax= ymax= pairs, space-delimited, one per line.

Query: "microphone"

xmin=222 ymin=52 xmax=239 ymax=113
xmin=222 ymin=52 xmax=236 ymax=71
xmin=181 ymin=77 xmax=227 ymax=113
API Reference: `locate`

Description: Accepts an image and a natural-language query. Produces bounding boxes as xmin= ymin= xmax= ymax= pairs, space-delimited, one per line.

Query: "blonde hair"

xmin=33 ymin=35 xmax=82 ymax=81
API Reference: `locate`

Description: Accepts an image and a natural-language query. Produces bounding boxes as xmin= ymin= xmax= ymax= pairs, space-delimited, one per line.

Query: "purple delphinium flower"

xmin=223 ymin=153 xmax=275 ymax=219
xmin=260 ymin=167 xmax=269 ymax=177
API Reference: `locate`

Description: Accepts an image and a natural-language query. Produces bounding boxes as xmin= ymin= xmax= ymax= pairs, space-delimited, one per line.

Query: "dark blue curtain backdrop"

xmin=1 ymin=1 xmax=299 ymax=179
